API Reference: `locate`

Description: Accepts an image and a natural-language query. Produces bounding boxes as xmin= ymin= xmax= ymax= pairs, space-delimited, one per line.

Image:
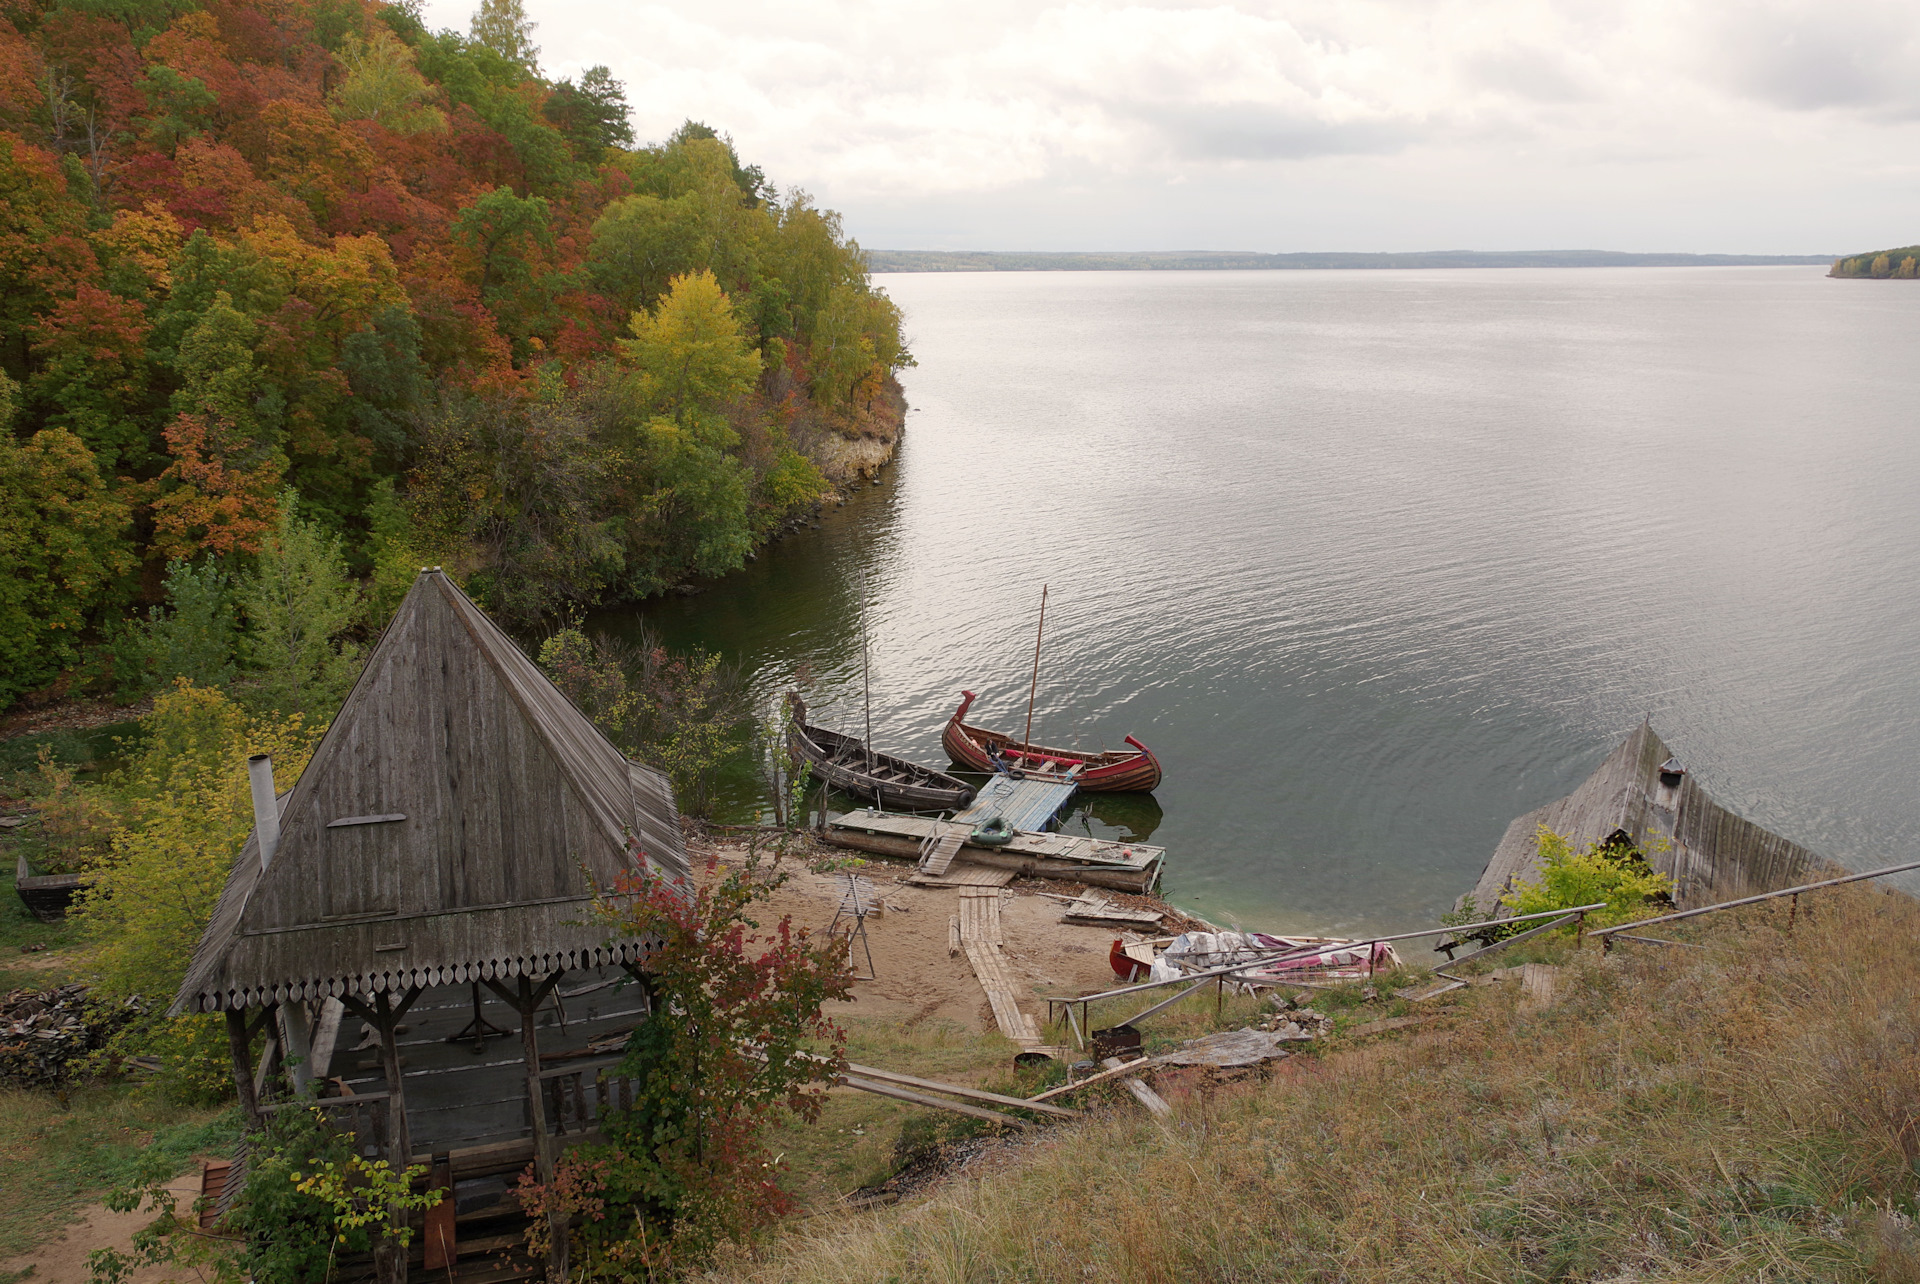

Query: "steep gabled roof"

xmin=173 ymin=571 xmax=689 ymax=1014
xmin=1468 ymin=722 xmax=1839 ymax=914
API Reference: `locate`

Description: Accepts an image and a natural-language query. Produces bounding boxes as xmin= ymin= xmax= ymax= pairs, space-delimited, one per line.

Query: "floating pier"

xmin=823 ymin=808 xmax=1164 ymax=893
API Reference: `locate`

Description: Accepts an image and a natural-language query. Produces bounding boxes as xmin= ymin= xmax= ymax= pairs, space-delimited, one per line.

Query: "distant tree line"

xmin=1829 ymin=247 xmax=1920 ymax=279
xmin=0 ymin=0 xmax=912 ymax=711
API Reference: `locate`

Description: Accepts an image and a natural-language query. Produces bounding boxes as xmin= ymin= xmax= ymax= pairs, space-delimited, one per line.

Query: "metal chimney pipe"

xmin=247 ymin=754 xmax=280 ymax=871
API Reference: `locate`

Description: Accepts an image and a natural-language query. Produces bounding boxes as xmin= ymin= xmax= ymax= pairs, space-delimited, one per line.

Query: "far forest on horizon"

xmin=0 ymin=0 xmax=913 ymax=713
xmin=864 ymin=248 xmax=1838 ymax=273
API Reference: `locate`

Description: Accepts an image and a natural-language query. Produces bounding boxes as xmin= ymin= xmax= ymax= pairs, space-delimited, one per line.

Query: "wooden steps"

xmin=917 ymin=822 xmax=969 ymax=877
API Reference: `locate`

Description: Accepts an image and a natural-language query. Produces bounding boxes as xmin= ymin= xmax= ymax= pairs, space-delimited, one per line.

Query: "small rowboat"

xmin=941 ymin=691 xmax=1163 ymax=793
xmin=787 ymin=695 xmax=976 ymax=812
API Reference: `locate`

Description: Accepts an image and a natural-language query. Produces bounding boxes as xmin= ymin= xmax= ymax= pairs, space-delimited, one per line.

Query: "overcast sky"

xmin=419 ymin=0 xmax=1920 ymax=254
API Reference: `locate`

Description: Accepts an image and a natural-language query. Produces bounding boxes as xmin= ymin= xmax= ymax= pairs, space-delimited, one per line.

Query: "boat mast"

xmin=861 ymin=580 xmax=874 ymax=784
xmin=1023 ymin=584 xmax=1047 ymax=751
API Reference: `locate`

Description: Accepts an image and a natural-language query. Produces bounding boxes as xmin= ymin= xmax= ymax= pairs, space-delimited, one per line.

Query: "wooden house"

xmin=171 ymin=570 xmax=689 ymax=1281
xmin=1466 ymin=721 xmax=1839 ymax=915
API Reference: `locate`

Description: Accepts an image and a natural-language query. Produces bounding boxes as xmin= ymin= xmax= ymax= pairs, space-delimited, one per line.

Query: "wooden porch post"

xmin=340 ymin=987 xmax=422 ymax=1284
xmin=225 ymin=1008 xmax=261 ymax=1125
xmin=374 ymin=990 xmax=413 ymax=1166
xmin=487 ymin=973 xmax=569 ymax=1282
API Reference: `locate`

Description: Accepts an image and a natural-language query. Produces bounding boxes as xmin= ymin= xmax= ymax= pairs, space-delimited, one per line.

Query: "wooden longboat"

xmin=941 ymin=690 xmax=1163 ymax=793
xmin=787 ymin=695 xmax=976 ymax=812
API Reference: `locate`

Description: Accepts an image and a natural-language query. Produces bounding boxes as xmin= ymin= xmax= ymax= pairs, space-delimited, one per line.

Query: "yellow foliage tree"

xmin=77 ymin=683 xmax=322 ymax=1095
xmin=327 ymin=27 xmax=447 ymax=135
xmin=619 ymin=269 xmax=760 ymax=422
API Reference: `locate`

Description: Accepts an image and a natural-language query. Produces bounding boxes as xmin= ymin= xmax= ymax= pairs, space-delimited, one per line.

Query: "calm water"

xmin=610 ymin=267 xmax=1920 ymax=935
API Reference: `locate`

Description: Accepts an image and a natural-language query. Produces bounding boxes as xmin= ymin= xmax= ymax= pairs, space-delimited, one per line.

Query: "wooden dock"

xmin=953 ymin=775 xmax=1079 ymax=833
xmin=825 ymin=809 xmax=1164 ymax=893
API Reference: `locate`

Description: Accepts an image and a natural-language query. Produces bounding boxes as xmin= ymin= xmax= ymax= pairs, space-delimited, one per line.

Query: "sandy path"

xmin=694 ymin=839 xmax=1175 ymax=1034
xmin=0 ymin=1169 xmax=206 ymax=1284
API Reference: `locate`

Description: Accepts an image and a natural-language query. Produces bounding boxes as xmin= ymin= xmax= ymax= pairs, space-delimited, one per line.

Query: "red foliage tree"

xmin=516 ymin=848 xmax=852 ymax=1272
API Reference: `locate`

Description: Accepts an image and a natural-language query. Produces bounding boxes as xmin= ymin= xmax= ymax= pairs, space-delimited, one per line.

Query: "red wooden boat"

xmin=941 ymin=690 xmax=1163 ymax=792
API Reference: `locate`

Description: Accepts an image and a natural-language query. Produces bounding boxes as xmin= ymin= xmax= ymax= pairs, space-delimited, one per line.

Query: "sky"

xmin=419 ymin=0 xmax=1920 ymax=254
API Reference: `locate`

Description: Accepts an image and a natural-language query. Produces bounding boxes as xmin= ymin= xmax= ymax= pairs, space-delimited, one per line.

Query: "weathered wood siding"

xmin=1466 ymin=722 xmax=1838 ymax=915
xmin=173 ymin=572 xmax=690 ymax=1014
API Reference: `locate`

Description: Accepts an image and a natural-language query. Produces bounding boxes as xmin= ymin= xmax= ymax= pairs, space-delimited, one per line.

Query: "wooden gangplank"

xmin=917 ymin=822 xmax=970 ymax=877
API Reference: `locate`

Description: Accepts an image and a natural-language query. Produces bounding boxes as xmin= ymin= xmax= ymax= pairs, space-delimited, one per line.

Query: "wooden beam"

xmin=225 ymin=1009 xmax=261 ymax=1124
xmin=837 ymin=1073 xmax=1030 ymax=1128
xmin=1029 ymin=1054 xmax=1172 ymax=1103
xmin=516 ymin=974 xmax=568 ymax=1283
xmin=839 ymin=1062 xmax=1079 ymax=1119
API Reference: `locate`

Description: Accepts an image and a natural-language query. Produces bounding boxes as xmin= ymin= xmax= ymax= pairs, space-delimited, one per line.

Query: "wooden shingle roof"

xmin=1467 ymin=721 xmax=1839 ymax=914
xmin=172 ymin=571 xmax=689 ymax=1014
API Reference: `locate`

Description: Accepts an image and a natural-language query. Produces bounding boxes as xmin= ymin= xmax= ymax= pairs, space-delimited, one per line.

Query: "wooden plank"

xmin=841 ymin=1062 xmax=1078 ymax=1119
xmin=910 ymin=862 xmax=1016 ymax=889
xmin=952 ymin=776 xmax=1079 ymax=833
xmin=837 ymin=1074 xmax=1030 ymax=1128
xmin=833 ymin=810 xmax=1161 ymax=871
xmin=957 ymin=890 xmax=1042 ymax=1047
xmin=1099 ymin=1055 xmax=1171 ymax=1119
xmin=1030 ymin=1054 xmax=1172 ymax=1103
xmin=1518 ymin=963 xmax=1559 ymax=1014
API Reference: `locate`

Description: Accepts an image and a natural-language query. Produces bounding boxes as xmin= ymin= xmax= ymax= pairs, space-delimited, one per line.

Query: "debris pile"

xmin=0 ymin=984 xmax=141 ymax=1088
xmin=1254 ymin=999 xmax=1332 ymax=1042
xmin=1150 ymin=931 xmax=1401 ymax=986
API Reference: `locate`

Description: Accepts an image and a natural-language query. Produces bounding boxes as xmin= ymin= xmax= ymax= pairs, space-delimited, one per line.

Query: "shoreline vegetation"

xmin=1829 ymin=247 xmax=1920 ymax=278
xmin=0 ymin=0 xmax=912 ymax=720
xmin=865 ymin=248 xmax=1838 ymax=273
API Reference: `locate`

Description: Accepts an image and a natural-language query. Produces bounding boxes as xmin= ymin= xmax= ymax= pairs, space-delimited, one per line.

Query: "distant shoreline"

xmin=865 ymin=249 xmax=1836 ymax=273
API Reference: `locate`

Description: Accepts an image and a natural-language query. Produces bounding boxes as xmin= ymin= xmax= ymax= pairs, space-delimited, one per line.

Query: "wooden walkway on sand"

xmin=956 ymin=889 xmax=1042 ymax=1048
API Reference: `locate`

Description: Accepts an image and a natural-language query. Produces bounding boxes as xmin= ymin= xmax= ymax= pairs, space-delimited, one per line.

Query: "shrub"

xmin=234 ymin=495 xmax=364 ymax=720
xmin=516 ymin=850 xmax=852 ymax=1273
xmin=0 ymin=428 xmax=135 ymax=708
xmin=112 ymin=559 xmax=239 ymax=700
xmin=1501 ymin=825 xmax=1673 ymax=928
xmin=537 ymin=624 xmax=749 ymax=817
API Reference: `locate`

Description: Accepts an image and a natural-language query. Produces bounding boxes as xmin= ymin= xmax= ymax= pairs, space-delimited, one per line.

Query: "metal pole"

xmin=1590 ymin=858 xmax=1920 ymax=941
xmin=1023 ymin=585 xmax=1047 ymax=751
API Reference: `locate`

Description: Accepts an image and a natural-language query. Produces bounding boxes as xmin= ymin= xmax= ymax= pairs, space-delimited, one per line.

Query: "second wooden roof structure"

xmin=1467 ymin=721 xmax=1838 ymax=914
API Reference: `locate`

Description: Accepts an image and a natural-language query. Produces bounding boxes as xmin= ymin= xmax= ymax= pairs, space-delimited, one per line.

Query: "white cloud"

xmin=420 ymin=0 xmax=1920 ymax=251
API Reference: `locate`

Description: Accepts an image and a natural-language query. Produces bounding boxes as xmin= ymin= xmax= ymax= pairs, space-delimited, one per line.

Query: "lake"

xmin=610 ymin=266 xmax=1920 ymax=935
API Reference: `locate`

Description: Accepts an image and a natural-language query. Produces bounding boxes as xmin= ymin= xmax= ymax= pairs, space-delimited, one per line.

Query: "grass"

xmin=0 ymin=722 xmax=143 ymax=799
xmin=697 ymin=885 xmax=1920 ymax=1282
xmin=767 ymin=1019 xmax=1029 ymax=1207
xmin=0 ymin=1084 xmax=237 ymax=1269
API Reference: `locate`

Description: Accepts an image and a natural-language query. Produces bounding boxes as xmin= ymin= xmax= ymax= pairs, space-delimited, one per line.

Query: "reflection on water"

xmin=602 ymin=267 xmax=1920 ymax=935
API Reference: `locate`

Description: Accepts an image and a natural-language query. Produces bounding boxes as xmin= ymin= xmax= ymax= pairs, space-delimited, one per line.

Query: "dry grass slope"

xmin=702 ymin=885 xmax=1920 ymax=1282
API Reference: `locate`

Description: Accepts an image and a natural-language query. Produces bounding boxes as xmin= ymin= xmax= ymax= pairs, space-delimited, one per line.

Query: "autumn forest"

xmin=0 ymin=0 xmax=912 ymax=711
